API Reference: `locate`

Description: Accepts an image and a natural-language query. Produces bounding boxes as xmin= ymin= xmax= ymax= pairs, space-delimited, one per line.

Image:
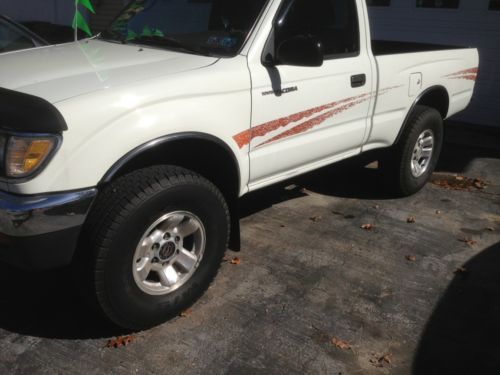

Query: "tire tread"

xmin=381 ymin=105 xmax=443 ymax=196
xmin=82 ymin=165 xmax=230 ymax=329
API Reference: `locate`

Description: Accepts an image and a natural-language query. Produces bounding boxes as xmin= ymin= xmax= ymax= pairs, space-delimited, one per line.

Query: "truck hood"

xmin=0 ymin=39 xmax=218 ymax=104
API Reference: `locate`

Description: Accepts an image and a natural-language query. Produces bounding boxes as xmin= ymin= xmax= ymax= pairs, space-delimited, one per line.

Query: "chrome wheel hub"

xmin=411 ymin=129 xmax=435 ymax=178
xmin=132 ymin=211 xmax=206 ymax=296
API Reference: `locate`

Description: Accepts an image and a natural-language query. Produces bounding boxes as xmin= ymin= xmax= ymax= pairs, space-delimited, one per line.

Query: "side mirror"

xmin=276 ymin=35 xmax=324 ymax=67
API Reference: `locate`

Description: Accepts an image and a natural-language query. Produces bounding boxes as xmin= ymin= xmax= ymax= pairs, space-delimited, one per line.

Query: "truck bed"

xmin=364 ymin=45 xmax=479 ymax=153
xmin=372 ymin=40 xmax=464 ymax=56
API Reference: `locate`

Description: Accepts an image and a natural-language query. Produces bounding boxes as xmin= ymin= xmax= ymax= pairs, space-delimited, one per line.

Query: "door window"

xmin=276 ymin=0 xmax=359 ymax=58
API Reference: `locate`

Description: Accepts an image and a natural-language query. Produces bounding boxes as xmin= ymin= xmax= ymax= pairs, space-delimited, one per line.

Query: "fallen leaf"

xmin=370 ymin=353 xmax=392 ymax=368
xmin=309 ymin=215 xmax=322 ymax=222
xmin=222 ymin=256 xmax=242 ymax=264
xmin=406 ymin=255 xmax=417 ymax=262
xmin=432 ymin=175 xmax=488 ymax=191
xmin=458 ymin=237 xmax=477 ymax=247
xmin=331 ymin=336 xmax=351 ymax=350
xmin=473 ymin=178 xmax=487 ymax=190
xmin=230 ymin=257 xmax=241 ymax=265
xmin=106 ymin=335 xmax=134 ymax=349
xmin=381 ymin=353 xmax=392 ymax=364
xmin=361 ymin=224 xmax=374 ymax=230
xmin=407 ymin=216 xmax=416 ymax=224
xmin=180 ymin=308 xmax=193 ymax=318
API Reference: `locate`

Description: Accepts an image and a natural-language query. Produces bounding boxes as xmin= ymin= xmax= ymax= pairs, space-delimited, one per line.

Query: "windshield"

xmin=0 ymin=18 xmax=36 ymax=53
xmin=102 ymin=0 xmax=269 ymax=57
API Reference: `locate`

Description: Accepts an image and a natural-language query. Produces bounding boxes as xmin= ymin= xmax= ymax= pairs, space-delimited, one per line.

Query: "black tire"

xmin=381 ymin=105 xmax=443 ymax=196
xmin=81 ymin=166 xmax=230 ymax=330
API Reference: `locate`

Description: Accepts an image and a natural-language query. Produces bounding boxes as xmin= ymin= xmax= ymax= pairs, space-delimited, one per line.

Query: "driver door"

xmin=246 ymin=0 xmax=373 ymax=188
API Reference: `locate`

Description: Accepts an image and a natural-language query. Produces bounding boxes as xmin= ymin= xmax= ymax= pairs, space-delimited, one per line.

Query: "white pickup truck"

xmin=0 ymin=0 xmax=478 ymax=329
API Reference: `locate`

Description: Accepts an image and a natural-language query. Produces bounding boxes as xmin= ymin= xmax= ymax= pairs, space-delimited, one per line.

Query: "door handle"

xmin=351 ymin=74 xmax=366 ymax=88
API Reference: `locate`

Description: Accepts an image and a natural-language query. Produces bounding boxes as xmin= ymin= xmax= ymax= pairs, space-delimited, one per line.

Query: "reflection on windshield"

xmin=0 ymin=19 xmax=36 ymax=53
xmin=103 ymin=0 xmax=268 ymax=56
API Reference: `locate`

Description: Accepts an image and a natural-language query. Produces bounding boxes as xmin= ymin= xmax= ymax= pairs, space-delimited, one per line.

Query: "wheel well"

xmin=395 ymin=86 xmax=449 ymax=144
xmin=99 ymin=134 xmax=242 ymax=249
xmin=416 ymin=86 xmax=449 ymax=119
xmin=101 ymin=134 xmax=240 ymax=202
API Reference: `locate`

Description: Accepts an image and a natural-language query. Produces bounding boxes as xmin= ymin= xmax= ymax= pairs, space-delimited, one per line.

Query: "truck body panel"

xmin=5 ymin=55 xmax=252 ymax=196
xmin=0 ymin=39 xmax=218 ymax=103
xmin=0 ymin=0 xmax=479 ymax=197
xmin=364 ymin=48 xmax=478 ymax=152
xmin=0 ymin=0 xmax=479 ymax=272
xmin=245 ymin=0 xmax=375 ymax=190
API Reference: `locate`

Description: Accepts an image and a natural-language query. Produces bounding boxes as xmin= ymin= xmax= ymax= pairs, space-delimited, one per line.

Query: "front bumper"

xmin=0 ymin=188 xmax=96 ymax=270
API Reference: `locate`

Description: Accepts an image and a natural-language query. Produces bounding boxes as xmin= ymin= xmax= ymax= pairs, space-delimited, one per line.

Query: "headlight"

xmin=2 ymin=135 xmax=59 ymax=178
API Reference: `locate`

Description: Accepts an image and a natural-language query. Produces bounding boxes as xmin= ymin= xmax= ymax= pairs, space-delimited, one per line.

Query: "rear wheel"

xmin=381 ymin=105 xmax=443 ymax=196
xmin=82 ymin=166 xmax=230 ymax=330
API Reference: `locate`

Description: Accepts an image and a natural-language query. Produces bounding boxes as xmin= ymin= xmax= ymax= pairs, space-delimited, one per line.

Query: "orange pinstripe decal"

xmin=233 ymin=86 xmax=402 ymax=149
xmin=445 ymin=67 xmax=478 ymax=82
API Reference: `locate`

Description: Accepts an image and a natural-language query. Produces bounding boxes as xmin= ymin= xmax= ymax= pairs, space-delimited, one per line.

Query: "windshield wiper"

xmin=128 ymin=35 xmax=212 ymax=56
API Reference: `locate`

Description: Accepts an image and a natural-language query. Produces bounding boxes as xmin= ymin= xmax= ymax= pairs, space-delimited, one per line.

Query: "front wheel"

xmin=82 ymin=166 xmax=230 ymax=330
xmin=380 ymin=105 xmax=444 ymax=196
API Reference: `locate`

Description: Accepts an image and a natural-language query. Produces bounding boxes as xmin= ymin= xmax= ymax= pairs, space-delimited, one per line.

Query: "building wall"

xmin=367 ymin=0 xmax=500 ymax=127
xmin=0 ymin=0 xmax=74 ymax=25
xmin=90 ymin=0 xmax=128 ymax=33
xmin=0 ymin=0 xmax=127 ymax=32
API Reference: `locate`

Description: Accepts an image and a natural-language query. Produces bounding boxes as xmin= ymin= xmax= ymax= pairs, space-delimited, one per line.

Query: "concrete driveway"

xmin=0 ymin=123 xmax=499 ymax=374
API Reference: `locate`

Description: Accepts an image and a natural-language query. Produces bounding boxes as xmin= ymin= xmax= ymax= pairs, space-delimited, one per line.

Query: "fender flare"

xmin=99 ymin=131 xmax=241 ymax=190
xmin=394 ymin=85 xmax=449 ymax=145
